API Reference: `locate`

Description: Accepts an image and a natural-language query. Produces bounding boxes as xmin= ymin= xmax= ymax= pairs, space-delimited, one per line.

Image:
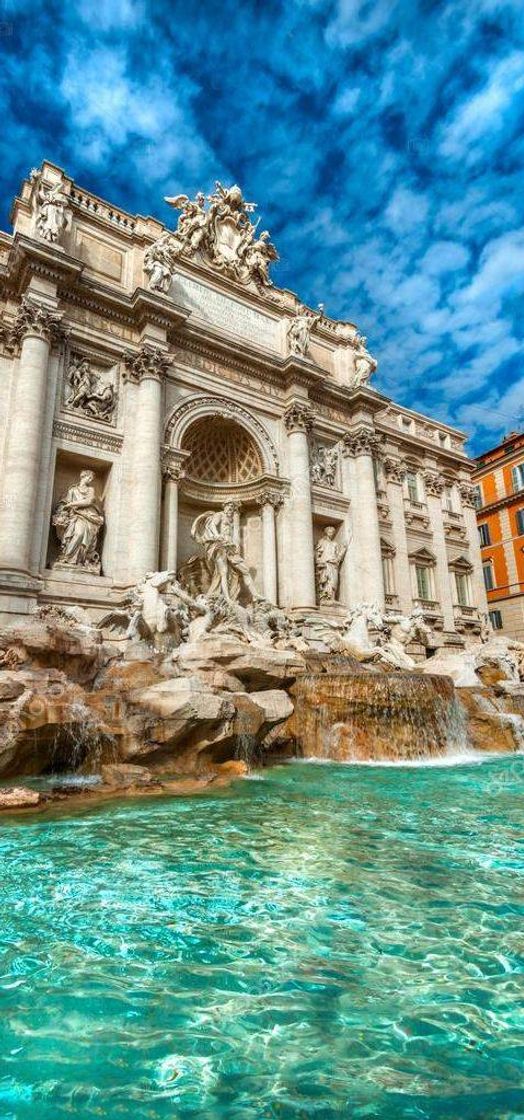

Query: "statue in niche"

xmin=315 ymin=527 xmax=346 ymax=603
xmin=52 ymin=470 xmax=104 ymax=574
xmin=350 ymin=333 xmax=377 ymax=387
xmin=30 ymin=171 xmax=71 ymax=244
xmin=190 ymin=503 xmax=263 ymax=604
xmin=310 ymin=444 xmax=339 ymax=488
xmin=287 ymin=305 xmax=320 ymax=357
xmin=66 ymin=356 xmax=116 ymax=422
xmin=144 ymin=233 xmax=176 ymax=293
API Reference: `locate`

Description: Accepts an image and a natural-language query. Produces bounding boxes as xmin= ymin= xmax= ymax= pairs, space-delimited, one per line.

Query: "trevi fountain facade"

xmin=0 ymin=161 xmax=523 ymax=804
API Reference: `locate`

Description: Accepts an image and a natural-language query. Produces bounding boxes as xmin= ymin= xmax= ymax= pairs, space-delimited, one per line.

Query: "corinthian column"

xmin=423 ymin=471 xmax=454 ymax=630
xmin=122 ymin=344 xmax=170 ymax=582
xmin=0 ymin=297 xmax=62 ymax=574
xmin=160 ymin=458 xmax=185 ymax=571
xmin=459 ymin=480 xmax=488 ymax=614
xmin=257 ymin=489 xmax=283 ymax=603
xmin=284 ymin=402 xmax=316 ymax=608
xmin=342 ymin=427 xmax=384 ymax=608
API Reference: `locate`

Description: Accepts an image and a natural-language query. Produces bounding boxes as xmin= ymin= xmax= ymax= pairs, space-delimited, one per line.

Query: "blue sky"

xmin=1 ymin=0 xmax=523 ymax=452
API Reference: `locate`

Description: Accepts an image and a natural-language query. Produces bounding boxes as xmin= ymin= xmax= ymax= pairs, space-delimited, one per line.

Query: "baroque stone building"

xmin=0 ymin=162 xmax=486 ymax=644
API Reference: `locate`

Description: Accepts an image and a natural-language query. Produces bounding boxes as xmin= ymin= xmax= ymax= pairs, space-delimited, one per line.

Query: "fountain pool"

xmin=1 ymin=757 xmax=523 ymax=1119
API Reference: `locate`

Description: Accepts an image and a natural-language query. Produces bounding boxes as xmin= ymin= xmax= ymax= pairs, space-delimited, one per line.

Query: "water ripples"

xmin=0 ymin=757 xmax=523 ymax=1118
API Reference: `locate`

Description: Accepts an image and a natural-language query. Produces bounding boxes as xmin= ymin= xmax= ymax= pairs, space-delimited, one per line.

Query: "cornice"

xmin=179 ymin=473 xmax=287 ymax=507
xmin=53 ymin=418 xmax=124 ymax=453
xmin=5 ymin=233 xmax=84 ymax=296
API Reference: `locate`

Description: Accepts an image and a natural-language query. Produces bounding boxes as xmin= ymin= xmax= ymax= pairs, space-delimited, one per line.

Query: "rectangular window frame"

xmin=483 ymin=561 xmax=495 ymax=591
xmin=478 ymin=523 xmax=491 ymax=547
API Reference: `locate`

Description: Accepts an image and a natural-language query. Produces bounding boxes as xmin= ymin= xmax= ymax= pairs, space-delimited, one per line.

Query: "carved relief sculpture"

xmin=190 ymin=502 xmax=262 ymax=604
xmin=287 ymin=306 xmax=320 ymax=357
xmin=52 ymin=470 xmax=104 ymax=574
xmin=350 ymin=333 xmax=377 ymax=387
xmin=66 ymin=356 xmax=116 ymax=422
xmin=30 ymin=170 xmax=71 ymax=244
xmin=310 ymin=443 xmax=340 ymax=488
xmin=315 ymin=527 xmax=346 ymax=603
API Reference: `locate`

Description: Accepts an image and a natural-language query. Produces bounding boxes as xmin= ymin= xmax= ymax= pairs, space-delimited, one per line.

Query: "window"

xmin=516 ymin=509 xmax=524 ymax=536
xmin=415 ymin=564 xmax=432 ymax=600
xmin=406 ymin=471 xmax=419 ymax=503
xmin=489 ymin=610 xmax=503 ymax=631
xmin=478 ymin=523 xmax=491 ymax=547
xmin=483 ymin=562 xmax=495 ymax=591
xmin=512 ymin=464 xmax=524 ymax=492
xmin=472 ymin=484 xmax=483 ymax=510
xmin=382 ymin=555 xmax=395 ymax=596
xmin=455 ymin=572 xmax=470 ymax=607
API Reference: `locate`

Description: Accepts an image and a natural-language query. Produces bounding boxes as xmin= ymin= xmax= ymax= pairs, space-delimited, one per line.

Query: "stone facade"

xmin=0 ymin=161 xmax=487 ymax=645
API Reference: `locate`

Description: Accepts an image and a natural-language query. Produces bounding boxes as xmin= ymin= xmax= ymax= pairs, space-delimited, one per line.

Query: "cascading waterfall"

xmin=288 ymin=670 xmax=470 ymax=762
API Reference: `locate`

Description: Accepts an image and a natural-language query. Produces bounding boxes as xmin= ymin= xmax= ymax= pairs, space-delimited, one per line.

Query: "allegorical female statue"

xmin=52 ymin=470 xmax=105 ymax=573
xmin=315 ymin=526 xmax=346 ymax=603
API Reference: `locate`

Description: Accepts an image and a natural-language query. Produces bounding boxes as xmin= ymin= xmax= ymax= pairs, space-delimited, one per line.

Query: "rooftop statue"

xmin=30 ymin=170 xmax=71 ymax=244
xmin=350 ymin=333 xmax=377 ymax=388
xmin=287 ymin=305 xmax=321 ymax=357
xmin=153 ymin=182 xmax=279 ymax=291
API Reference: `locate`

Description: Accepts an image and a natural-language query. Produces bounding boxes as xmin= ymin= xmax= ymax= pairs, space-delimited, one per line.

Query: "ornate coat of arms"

xmin=144 ymin=182 xmax=279 ymax=294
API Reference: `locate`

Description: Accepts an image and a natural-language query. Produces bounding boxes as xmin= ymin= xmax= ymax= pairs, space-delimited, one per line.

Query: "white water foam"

xmin=293 ymin=749 xmax=511 ymax=769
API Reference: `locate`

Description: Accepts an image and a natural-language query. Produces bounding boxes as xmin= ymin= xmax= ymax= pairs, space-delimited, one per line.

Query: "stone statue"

xmin=52 ymin=470 xmax=104 ymax=573
xmin=351 ymin=333 xmax=377 ymax=387
xmin=66 ymin=356 xmax=116 ymax=422
xmin=98 ymin=571 xmax=200 ymax=647
xmin=310 ymin=444 xmax=339 ymax=488
xmin=287 ymin=306 xmax=320 ymax=357
xmin=341 ymin=602 xmax=388 ymax=657
xmin=315 ymin=527 xmax=346 ymax=603
xmin=190 ymin=503 xmax=262 ymax=604
xmin=144 ymin=233 xmax=175 ymax=293
xmin=162 ymin=182 xmax=278 ymax=289
xmin=241 ymin=230 xmax=279 ymax=288
xmin=31 ymin=171 xmax=70 ymax=244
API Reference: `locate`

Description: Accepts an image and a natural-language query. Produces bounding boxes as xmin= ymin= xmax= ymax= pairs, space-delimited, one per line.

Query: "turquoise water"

xmin=1 ymin=758 xmax=524 ymax=1120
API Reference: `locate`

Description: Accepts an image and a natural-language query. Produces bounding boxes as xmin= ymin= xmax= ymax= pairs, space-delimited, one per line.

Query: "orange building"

xmin=473 ymin=431 xmax=524 ymax=639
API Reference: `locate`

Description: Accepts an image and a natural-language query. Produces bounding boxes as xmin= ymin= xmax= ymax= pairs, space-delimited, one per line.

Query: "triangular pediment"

xmin=448 ymin=554 xmax=473 ymax=573
xmin=408 ymin=546 xmax=436 ymax=565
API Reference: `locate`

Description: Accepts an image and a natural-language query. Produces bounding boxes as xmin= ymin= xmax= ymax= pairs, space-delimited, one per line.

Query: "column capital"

xmin=13 ymin=296 xmax=63 ymax=345
xmin=383 ymin=455 xmax=406 ymax=484
xmin=256 ymin=488 xmax=285 ymax=510
xmin=162 ymin=459 xmax=185 ymax=483
xmin=123 ymin=343 xmax=171 ymax=384
xmin=342 ymin=426 xmax=381 ymax=458
xmin=458 ymin=481 xmax=477 ymax=508
xmin=283 ymin=400 xmax=314 ymax=434
xmin=423 ymin=470 xmax=445 ymax=496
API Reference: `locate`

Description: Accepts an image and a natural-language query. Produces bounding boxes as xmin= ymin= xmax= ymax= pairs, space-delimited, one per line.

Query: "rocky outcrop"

xmin=0 ymin=621 xmax=297 ymax=784
xmin=0 ymin=787 xmax=41 ymax=810
xmin=1 ymin=616 xmax=523 ymax=808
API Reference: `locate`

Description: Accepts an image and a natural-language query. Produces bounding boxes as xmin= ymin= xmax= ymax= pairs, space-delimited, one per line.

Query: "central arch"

xmin=182 ymin=416 xmax=263 ymax=484
xmin=164 ymin=395 xmax=280 ymax=476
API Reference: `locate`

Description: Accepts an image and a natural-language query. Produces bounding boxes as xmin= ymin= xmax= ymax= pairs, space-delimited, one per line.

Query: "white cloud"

xmin=439 ymin=51 xmax=524 ymax=162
